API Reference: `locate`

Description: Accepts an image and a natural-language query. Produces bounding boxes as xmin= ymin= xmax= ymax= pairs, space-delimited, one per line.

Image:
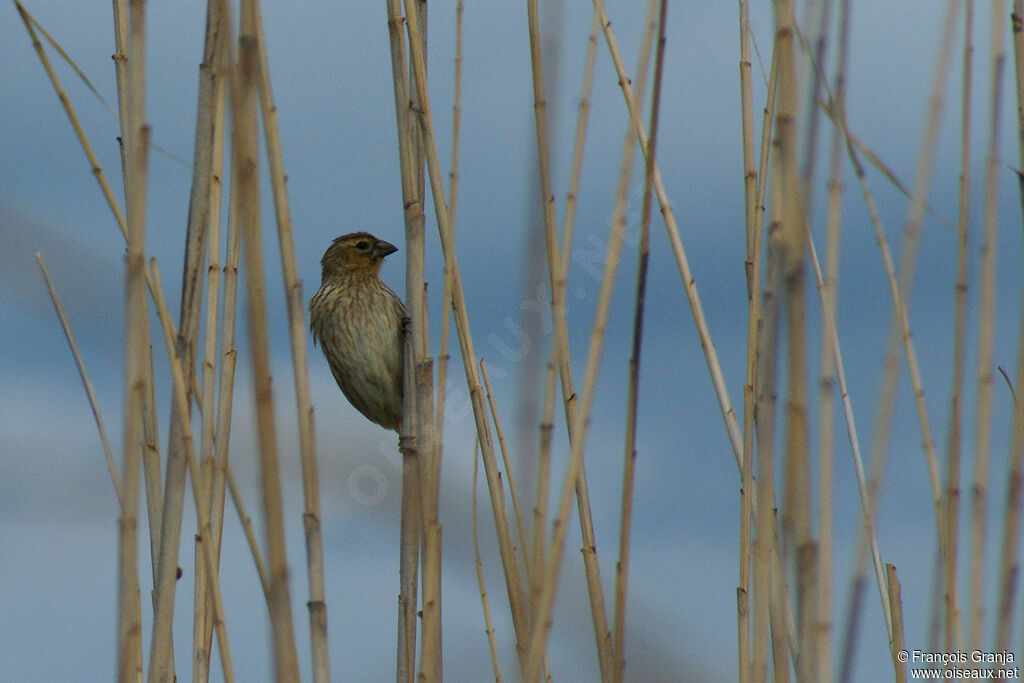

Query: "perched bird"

xmin=309 ymin=232 xmax=406 ymax=432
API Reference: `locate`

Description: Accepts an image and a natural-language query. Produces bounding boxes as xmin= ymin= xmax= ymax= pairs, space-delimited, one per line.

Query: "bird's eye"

xmin=356 ymin=240 xmax=369 ymax=250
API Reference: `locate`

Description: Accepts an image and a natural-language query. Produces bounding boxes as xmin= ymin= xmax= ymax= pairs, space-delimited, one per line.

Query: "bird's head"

xmin=320 ymin=231 xmax=398 ymax=279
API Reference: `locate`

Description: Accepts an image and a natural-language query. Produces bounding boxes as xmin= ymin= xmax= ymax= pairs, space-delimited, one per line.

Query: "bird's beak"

xmin=373 ymin=239 xmax=398 ymax=258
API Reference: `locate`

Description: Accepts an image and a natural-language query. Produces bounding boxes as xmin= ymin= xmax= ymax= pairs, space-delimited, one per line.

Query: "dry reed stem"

xmin=147 ymin=261 xmax=235 ymax=682
xmin=967 ymin=0 xmax=1007 ymax=650
xmin=612 ymin=3 xmax=665 ymax=681
xmin=532 ymin=362 xmax=556 ymax=622
xmin=209 ymin=37 xmax=250 ymax=614
xmin=383 ymin=1 xmax=444 ymax=678
xmin=36 ymin=254 xmax=122 ymax=506
xmin=243 ymin=2 xmax=332 ymax=677
xmin=472 ymin=440 xmax=504 ymax=682
xmin=740 ymin=13 xmax=780 ymax=683
xmin=886 ymin=564 xmax=908 ymax=683
xmin=406 ymin=3 xmax=444 ymax=678
xmin=746 ymin=19 xmax=802 ymax=682
xmin=997 ymin=291 xmax=1024 ymax=653
xmin=435 ymin=0 xmax=464 ymax=443
xmin=116 ymin=0 xmax=147 ymax=679
xmin=523 ymin=2 xmax=616 ymax=676
xmin=735 ymin=0 xmax=757 ymax=679
xmin=397 ymin=345 xmax=422 ymax=683
xmin=382 ymin=5 xmax=423 ymax=680
xmin=997 ymin=394 xmax=1024 ymax=654
xmin=400 ymin=0 xmax=532 ymax=674
xmin=976 ymin=0 xmax=1012 ymax=654
xmin=187 ymin=2 xmax=230 ymax=676
xmin=771 ymin=3 xmax=814 ymax=679
xmin=813 ymin=4 xmax=851 ymax=678
xmin=942 ymin=0 xmax=973 ymax=655
xmin=749 ymin=31 xmax=801 ymax=668
xmin=756 ymin=98 xmax=787 ymax=683
xmin=233 ymin=24 xmax=301 ymax=680
xmin=805 ymin=227 xmax=886 ymax=656
xmin=225 ymin=461 xmax=271 ymax=599
xmin=481 ymin=360 xmax=530 ymax=584
xmin=194 ymin=63 xmax=228 ymax=683
xmin=558 ymin=8 xmax=600 ymax=285
xmin=13 ymin=1 xmax=128 ymax=240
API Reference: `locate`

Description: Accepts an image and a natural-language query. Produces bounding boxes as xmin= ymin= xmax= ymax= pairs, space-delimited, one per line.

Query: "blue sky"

xmin=2 ymin=1 xmax=1022 ymax=681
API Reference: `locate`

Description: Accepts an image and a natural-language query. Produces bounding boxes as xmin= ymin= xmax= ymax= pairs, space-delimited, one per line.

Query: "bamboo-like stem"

xmin=532 ymin=362 xmax=556 ymax=621
xmin=36 ymin=254 xmax=123 ymax=507
xmin=752 ymin=201 xmax=782 ymax=683
xmin=749 ymin=13 xmax=802 ymax=682
xmin=736 ymin=0 xmax=756 ymax=679
xmin=814 ymin=4 xmax=851 ymax=679
xmin=400 ymin=0 xmax=532 ymax=675
xmin=116 ymin=1 xmax=147 ymax=679
xmin=147 ymin=261 xmax=235 ymax=683
xmin=942 ymin=0 xmax=972 ymax=656
xmin=190 ymin=2 xmax=230 ymax=677
xmin=382 ymin=1 xmax=442 ymax=678
xmin=232 ymin=23 xmax=301 ymax=680
xmin=805 ymin=206 xmax=889 ymax=675
xmin=742 ymin=17 xmax=780 ymax=683
xmin=208 ymin=22 xmax=248 ymax=621
xmin=969 ymin=0 xmax=1012 ymax=654
xmin=613 ymin=3 xmax=665 ymax=682
xmin=472 ymin=440 xmax=504 ymax=682
xmin=481 ymin=360 xmax=530 ymax=584
xmin=436 ymin=0 xmax=464 ymax=444
xmin=771 ymin=2 xmax=814 ymax=680
xmin=14 ymin=0 xmax=128 ymax=240
xmin=398 ymin=331 xmax=422 ymax=683
xmin=244 ymin=1 xmax=331 ymax=677
xmin=886 ymin=564 xmax=908 ymax=683
xmin=758 ymin=21 xmax=801 ymax=671
xmin=381 ymin=5 xmax=423 ymax=680
xmin=406 ymin=3 xmax=443 ymax=680
xmin=998 ymin=289 xmax=1024 ymax=653
xmin=997 ymin=355 xmax=1024 ymax=651
xmin=558 ymin=8 xmax=599 ymax=287
xmin=14 ymin=0 xmax=126 ymax=241
xmin=226 ymin=462 xmax=271 ymax=599
xmin=968 ymin=0 xmax=1007 ymax=655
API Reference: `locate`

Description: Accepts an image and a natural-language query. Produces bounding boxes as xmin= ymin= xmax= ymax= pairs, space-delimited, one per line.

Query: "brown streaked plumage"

xmin=309 ymin=232 xmax=406 ymax=431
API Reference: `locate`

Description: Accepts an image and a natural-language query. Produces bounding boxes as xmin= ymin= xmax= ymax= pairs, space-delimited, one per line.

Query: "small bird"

xmin=309 ymin=232 xmax=406 ymax=432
